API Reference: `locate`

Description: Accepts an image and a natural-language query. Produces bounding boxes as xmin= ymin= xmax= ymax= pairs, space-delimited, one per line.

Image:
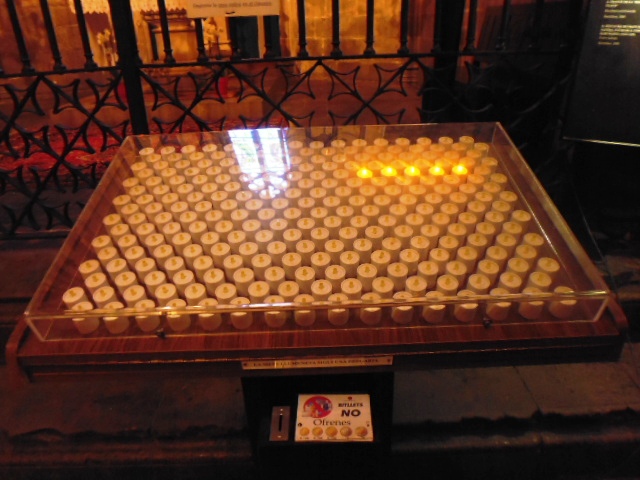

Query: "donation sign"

xmin=185 ymin=0 xmax=280 ymax=17
xmin=565 ymin=0 xmax=640 ymax=146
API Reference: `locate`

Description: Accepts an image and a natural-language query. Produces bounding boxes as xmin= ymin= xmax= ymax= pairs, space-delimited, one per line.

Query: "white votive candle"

xmin=165 ymin=298 xmax=191 ymax=332
xmin=155 ymin=283 xmax=179 ymax=306
xmin=525 ymin=271 xmax=553 ymax=291
xmin=372 ymin=276 xmax=394 ymax=298
xmin=106 ymin=257 xmax=130 ymax=279
xmin=325 ymin=265 xmax=347 ymax=293
xmin=392 ymin=291 xmax=414 ymax=324
xmin=211 ymin=242 xmax=231 ymax=269
xmin=484 ymin=245 xmax=508 ymax=270
xmin=549 ymin=285 xmax=577 ymax=319
xmin=63 ymin=286 xmax=89 ymax=309
xmin=227 ymin=230 xmax=247 ymax=255
xmin=263 ymin=295 xmax=287 ymax=328
xmin=453 ymin=289 xmax=478 ymax=323
xmin=341 ymin=278 xmax=363 ymax=300
xmin=184 ymin=282 xmax=207 ymax=306
xmin=294 ymin=294 xmax=316 ymax=327
xmin=484 ymin=287 xmax=511 ymax=322
xmin=71 ymin=302 xmax=99 ymax=335
xmin=417 ymin=261 xmax=439 ymax=289
xmin=196 ymin=297 xmax=223 ymax=331
xmin=497 ymin=272 xmax=523 ymax=293
xmin=78 ymin=259 xmax=102 ymax=281
xmin=278 ymin=281 xmax=300 ymax=302
xmin=371 ymin=249 xmax=392 ymax=276
xmin=406 ymin=275 xmax=427 ymax=296
xmin=203 ymin=268 xmax=225 ymax=296
xmin=357 ymin=263 xmax=378 ymax=293
xmin=123 ymin=284 xmax=147 ymax=307
xmin=282 ymin=252 xmax=302 ymax=281
xmin=215 ymin=282 xmax=237 ymax=304
xmin=310 ymin=279 xmax=333 ymax=301
xmin=522 ymin=232 xmax=546 ymax=250
xmin=422 ymin=291 xmax=446 ymax=324
xmin=97 ymin=246 xmax=120 ymax=269
xmin=246 ymin=280 xmax=269 ymax=304
xmin=436 ymin=274 xmax=459 ymax=296
xmin=173 ymin=269 xmax=196 ymax=296
xmin=518 ymin=287 xmax=545 ymax=320
xmin=85 ymin=272 xmax=109 ymax=295
xmin=152 ymin=244 xmax=175 ymax=270
xmin=265 ymin=266 xmax=286 ymax=294
xmin=327 ymin=293 xmax=349 ymax=326
xmin=133 ymin=257 xmax=157 ymax=281
xmin=534 ymin=257 xmax=561 ymax=282
xmin=359 ymin=292 xmax=382 ymax=326
xmin=223 ymin=254 xmax=243 ymax=283
xmin=295 ymin=266 xmax=316 ymax=294
xmin=365 ymin=225 xmax=385 ymax=250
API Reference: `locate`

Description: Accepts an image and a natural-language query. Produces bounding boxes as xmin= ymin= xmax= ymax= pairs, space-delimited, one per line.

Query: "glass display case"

xmin=16 ymin=123 xmax=624 ymax=375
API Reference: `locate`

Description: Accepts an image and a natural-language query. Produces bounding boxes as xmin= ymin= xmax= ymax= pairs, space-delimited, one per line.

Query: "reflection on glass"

xmin=228 ymin=128 xmax=289 ymax=199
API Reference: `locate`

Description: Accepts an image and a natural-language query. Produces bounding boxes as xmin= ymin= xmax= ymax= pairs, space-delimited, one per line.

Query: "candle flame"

xmin=404 ymin=165 xmax=421 ymax=177
xmin=357 ymin=167 xmax=373 ymax=179
xmin=452 ymin=164 xmax=468 ymax=175
xmin=381 ymin=166 xmax=397 ymax=177
xmin=429 ymin=165 xmax=445 ymax=176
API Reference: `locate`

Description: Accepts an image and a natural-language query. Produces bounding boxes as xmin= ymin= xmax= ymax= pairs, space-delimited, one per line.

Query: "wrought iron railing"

xmin=0 ymin=0 xmax=585 ymax=237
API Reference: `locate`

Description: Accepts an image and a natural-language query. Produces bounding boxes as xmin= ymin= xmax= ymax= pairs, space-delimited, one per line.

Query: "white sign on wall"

xmin=185 ymin=0 xmax=281 ymax=17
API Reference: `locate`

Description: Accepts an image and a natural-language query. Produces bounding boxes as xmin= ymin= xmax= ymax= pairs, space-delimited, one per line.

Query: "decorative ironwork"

xmin=0 ymin=0 xmax=585 ymax=237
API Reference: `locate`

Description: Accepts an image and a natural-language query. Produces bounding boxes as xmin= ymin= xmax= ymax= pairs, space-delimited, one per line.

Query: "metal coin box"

xmin=16 ymin=123 xmax=625 ymax=377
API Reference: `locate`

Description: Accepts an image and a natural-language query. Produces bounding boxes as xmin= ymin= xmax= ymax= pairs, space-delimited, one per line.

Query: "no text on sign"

xmin=186 ymin=0 xmax=280 ymax=17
